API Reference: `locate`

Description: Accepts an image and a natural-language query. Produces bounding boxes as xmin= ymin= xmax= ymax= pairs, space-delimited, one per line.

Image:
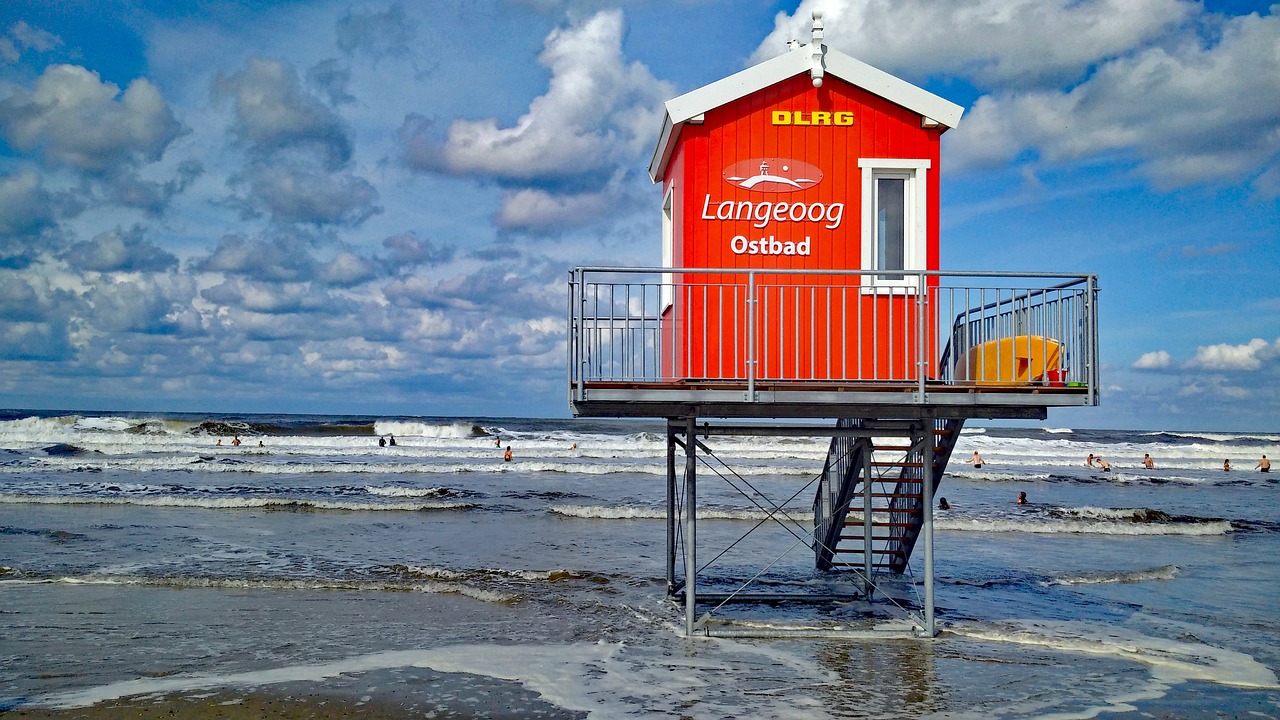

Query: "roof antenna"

xmin=810 ymin=10 xmax=825 ymax=87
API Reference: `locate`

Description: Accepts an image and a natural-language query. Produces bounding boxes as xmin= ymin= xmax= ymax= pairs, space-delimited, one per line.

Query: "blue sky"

xmin=0 ymin=0 xmax=1276 ymax=430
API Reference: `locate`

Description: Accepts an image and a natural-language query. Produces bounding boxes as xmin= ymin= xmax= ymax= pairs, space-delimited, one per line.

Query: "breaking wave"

xmin=1044 ymin=565 xmax=1181 ymax=586
xmin=0 ymin=493 xmax=474 ymax=512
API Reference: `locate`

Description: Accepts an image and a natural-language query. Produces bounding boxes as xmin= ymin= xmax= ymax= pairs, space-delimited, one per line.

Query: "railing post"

xmin=916 ymin=271 xmax=927 ymax=400
xmin=746 ymin=271 xmax=756 ymax=401
xmin=1088 ymin=275 xmax=1100 ymax=405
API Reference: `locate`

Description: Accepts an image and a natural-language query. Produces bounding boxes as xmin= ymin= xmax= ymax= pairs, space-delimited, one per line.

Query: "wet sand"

xmin=5 ymin=670 xmax=588 ymax=719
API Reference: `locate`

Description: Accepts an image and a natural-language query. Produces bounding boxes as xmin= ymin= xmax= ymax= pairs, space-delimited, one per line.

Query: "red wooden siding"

xmin=663 ymin=73 xmax=944 ymax=382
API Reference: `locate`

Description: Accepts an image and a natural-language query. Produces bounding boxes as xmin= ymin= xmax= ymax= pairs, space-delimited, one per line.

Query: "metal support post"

xmin=666 ymin=421 xmax=677 ymax=594
xmin=683 ymin=415 xmax=698 ymax=635
xmin=921 ymin=419 xmax=936 ymax=637
xmin=746 ymin=271 xmax=756 ymax=399
xmin=861 ymin=441 xmax=873 ymax=598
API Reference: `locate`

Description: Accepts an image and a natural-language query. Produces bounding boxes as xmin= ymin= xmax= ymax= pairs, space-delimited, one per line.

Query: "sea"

xmin=1 ymin=409 xmax=1277 ymax=719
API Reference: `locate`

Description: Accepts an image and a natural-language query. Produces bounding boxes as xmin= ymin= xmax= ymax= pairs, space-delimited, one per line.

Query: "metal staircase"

xmin=814 ymin=417 xmax=965 ymax=586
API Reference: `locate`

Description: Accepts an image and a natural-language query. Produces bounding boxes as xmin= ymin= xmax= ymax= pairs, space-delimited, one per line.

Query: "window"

xmin=661 ymin=185 xmax=674 ymax=311
xmin=859 ymin=159 xmax=929 ymax=291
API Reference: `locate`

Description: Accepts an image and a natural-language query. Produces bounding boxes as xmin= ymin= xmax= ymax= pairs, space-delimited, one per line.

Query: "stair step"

xmin=835 ymin=548 xmax=907 ymax=555
xmin=843 ymin=521 xmax=918 ymax=528
xmin=873 ymin=445 xmax=948 ymax=453
xmin=872 ymin=461 xmax=925 ymax=468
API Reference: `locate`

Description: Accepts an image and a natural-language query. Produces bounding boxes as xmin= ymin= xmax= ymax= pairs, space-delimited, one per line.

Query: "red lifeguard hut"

xmin=650 ymin=17 xmax=959 ymax=384
xmin=568 ymin=12 xmax=1098 ymax=638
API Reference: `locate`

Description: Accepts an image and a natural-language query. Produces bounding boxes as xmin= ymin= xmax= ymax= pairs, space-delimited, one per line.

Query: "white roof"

xmin=648 ymin=40 xmax=965 ymax=182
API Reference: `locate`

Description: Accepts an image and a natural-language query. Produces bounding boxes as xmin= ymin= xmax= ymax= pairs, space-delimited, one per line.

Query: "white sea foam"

xmin=952 ymin=619 xmax=1280 ymax=690
xmin=390 ymin=565 xmax=587 ymax=583
xmin=935 ymin=518 xmax=1231 ymax=536
xmin=8 ymin=454 xmax=820 ymax=478
xmin=0 ymin=493 xmax=473 ymax=512
xmin=1044 ymin=565 xmax=1181 ymax=586
xmin=374 ymin=420 xmax=480 ymax=438
xmin=548 ymin=504 xmax=786 ymax=521
xmin=34 ymin=640 xmax=834 ymax=719
xmin=0 ymin=574 xmax=515 ymax=603
xmin=363 ymin=485 xmax=453 ymax=497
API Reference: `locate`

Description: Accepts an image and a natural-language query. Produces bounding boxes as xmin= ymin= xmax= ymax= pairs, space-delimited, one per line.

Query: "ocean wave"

xmin=547 ymin=504 xmax=794 ymax=521
xmin=375 ymin=420 xmax=486 ymax=439
xmin=363 ymin=485 xmax=455 ymax=498
xmin=935 ymin=517 xmax=1232 ymax=536
xmin=0 ymin=525 xmax=89 ymax=541
xmin=0 ymin=573 xmax=515 ymax=604
xmin=0 ymin=493 xmax=475 ymax=512
xmin=14 ymin=455 xmax=819 ymax=477
xmin=1149 ymin=431 xmax=1280 ymax=444
xmin=383 ymin=564 xmax=595 ymax=584
xmin=1048 ymin=506 xmax=1225 ymax=524
xmin=1044 ymin=565 xmax=1180 ymax=586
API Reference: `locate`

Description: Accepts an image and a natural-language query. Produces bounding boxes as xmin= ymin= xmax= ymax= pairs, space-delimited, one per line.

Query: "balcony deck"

xmin=572 ymin=379 xmax=1086 ymax=419
xmin=568 ymin=268 xmax=1099 ymax=421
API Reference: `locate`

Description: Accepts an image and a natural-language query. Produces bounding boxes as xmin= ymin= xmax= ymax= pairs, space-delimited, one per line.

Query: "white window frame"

xmin=859 ymin=158 xmax=929 ymax=293
xmin=661 ymin=183 xmax=674 ymax=311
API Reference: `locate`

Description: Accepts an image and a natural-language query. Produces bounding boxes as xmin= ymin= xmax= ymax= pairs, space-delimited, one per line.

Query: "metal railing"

xmin=568 ymin=267 xmax=1098 ymax=405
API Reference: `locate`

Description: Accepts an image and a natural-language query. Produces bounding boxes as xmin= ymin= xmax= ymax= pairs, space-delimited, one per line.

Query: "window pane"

xmin=876 ymin=177 xmax=906 ymax=279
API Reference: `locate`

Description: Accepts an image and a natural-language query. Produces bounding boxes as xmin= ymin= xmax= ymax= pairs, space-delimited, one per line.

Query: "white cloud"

xmin=753 ymin=0 xmax=1193 ymax=88
xmin=946 ymin=10 xmax=1280 ymax=190
xmin=408 ymin=10 xmax=672 ymax=181
xmin=62 ymin=226 xmax=178 ymax=273
xmin=1187 ymin=337 xmax=1280 ymax=371
xmin=1132 ymin=350 xmax=1171 ymax=369
xmin=0 ymin=64 xmax=183 ymax=173
xmin=496 ymin=186 xmax=610 ymax=231
xmin=335 ymin=4 xmax=415 ymax=60
xmin=229 ymin=161 xmax=381 ymax=227
xmin=214 ymin=58 xmax=352 ymax=168
xmin=8 ymin=21 xmax=62 ymax=53
xmin=0 ymin=168 xmax=56 ymax=238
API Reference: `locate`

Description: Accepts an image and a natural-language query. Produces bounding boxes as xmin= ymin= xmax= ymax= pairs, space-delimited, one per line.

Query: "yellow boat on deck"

xmin=955 ymin=335 xmax=1064 ymax=385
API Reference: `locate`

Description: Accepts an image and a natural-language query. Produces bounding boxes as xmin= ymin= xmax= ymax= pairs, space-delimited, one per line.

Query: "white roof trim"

xmin=648 ymin=43 xmax=964 ymax=182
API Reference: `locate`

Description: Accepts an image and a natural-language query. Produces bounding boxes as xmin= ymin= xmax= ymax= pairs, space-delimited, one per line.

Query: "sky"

xmin=0 ymin=0 xmax=1276 ymax=431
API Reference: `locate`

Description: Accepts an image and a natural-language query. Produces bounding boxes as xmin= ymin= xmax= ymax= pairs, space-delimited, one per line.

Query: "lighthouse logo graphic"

xmin=723 ymin=158 xmax=822 ymax=193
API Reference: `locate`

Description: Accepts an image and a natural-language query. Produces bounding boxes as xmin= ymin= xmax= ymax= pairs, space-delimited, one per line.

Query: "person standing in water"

xmin=504 ymin=446 xmax=513 ymax=462
xmin=1224 ymin=459 xmax=1232 ymax=472
xmin=1017 ymin=491 xmax=1028 ymax=504
xmin=966 ymin=451 xmax=984 ymax=469
xmin=1257 ymin=455 xmax=1270 ymax=473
